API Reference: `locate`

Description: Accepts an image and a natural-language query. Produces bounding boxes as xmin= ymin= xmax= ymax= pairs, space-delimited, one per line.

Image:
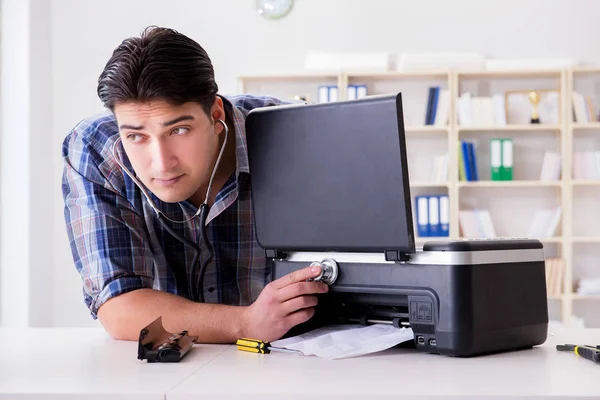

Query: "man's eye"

xmin=127 ymin=133 xmax=143 ymax=142
xmin=171 ymin=127 xmax=189 ymax=135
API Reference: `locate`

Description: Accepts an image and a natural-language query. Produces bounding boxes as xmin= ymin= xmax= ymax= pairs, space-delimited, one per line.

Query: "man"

xmin=62 ymin=26 xmax=328 ymax=342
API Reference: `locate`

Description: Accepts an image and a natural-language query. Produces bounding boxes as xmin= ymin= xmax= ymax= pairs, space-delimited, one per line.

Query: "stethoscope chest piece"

xmin=309 ymin=258 xmax=339 ymax=286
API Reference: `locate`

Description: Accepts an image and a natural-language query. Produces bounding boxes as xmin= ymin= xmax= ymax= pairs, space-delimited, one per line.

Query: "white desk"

xmin=0 ymin=328 xmax=227 ymax=400
xmin=1 ymin=328 xmax=598 ymax=399
xmin=168 ymin=328 xmax=600 ymax=399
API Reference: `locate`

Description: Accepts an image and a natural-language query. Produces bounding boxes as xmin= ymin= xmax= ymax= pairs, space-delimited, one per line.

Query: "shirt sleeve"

xmin=62 ymin=127 xmax=154 ymax=319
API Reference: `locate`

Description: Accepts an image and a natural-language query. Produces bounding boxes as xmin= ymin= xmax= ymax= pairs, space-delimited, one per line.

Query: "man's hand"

xmin=242 ymin=265 xmax=329 ymax=342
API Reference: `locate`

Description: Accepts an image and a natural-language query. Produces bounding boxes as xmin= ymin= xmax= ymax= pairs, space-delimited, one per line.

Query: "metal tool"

xmin=556 ymin=343 xmax=600 ymax=364
xmin=236 ymin=338 xmax=301 ymax=355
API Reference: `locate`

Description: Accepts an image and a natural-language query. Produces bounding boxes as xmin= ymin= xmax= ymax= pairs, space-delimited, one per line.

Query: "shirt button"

xmin=208 ymin=287 xmax=215 ymax=293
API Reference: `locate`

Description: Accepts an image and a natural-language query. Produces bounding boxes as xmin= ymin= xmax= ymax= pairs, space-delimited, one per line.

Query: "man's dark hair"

xmin=97 ymin=26 xmax=218 ymax=114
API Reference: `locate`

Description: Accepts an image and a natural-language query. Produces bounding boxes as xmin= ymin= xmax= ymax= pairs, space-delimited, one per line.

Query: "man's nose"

xmin=151 ymin=141 xmax=178 ymax=173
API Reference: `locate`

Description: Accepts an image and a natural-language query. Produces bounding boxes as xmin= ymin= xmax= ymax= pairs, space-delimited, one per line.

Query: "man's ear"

xmin=210 ymin=96 xmax=226 ymax=134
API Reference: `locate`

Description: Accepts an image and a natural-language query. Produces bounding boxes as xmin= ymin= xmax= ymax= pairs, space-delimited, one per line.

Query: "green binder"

xmin=490 ymin=139 xmax=502 ymax=181
xmin=501 ymin=139 xmax=513 ymax=180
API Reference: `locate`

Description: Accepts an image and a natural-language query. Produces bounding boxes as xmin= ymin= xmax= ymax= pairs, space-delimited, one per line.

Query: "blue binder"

xmin=428 ymin=196 xmax=441 ymax=236
xmin=416 ymin=196 xmax=429 ymax=237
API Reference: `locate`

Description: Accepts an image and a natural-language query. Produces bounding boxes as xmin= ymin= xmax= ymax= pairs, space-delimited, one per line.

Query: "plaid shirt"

xmin=62 ymin=94 xmax=290 ymax=319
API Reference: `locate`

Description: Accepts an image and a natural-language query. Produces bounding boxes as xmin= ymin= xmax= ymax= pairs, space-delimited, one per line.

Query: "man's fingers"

xmin=272 ymin=264 xmax=322 ymax=290
xmin=277 ymin=281 xmax=328 ymax=303
xmin=286 ymin=307 xmax=316 ymax=329
xmin=281 ymin=295 xmax=319 ymax=315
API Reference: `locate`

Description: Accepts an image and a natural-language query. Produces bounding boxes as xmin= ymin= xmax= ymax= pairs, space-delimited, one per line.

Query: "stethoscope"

xmin=111 ymin=119 xmax=229 ymax=303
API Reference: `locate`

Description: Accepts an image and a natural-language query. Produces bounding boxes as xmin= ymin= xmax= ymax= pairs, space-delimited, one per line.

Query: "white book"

xmin=439 ymin=153 xmax=449 ymax=182
xmin=544 ymin=206 xmax=562 ymax=237
xmin=471 ymin=97 xmax=483 ymax=126
xmin=428 ymin=156 xmax=441 ymax=182
xmin=572 ymin=91 xmax=588 ymax=123
xmin=492 ymin=94 xmax=506 ymax=126
xmin=434 ymin=90 xmax=450 ymax=126
xmin=458 ymin=93 xmax=473 ymax=126
xmin=481 ymin=97 xmax=495 ymax=126
xmin=528 ymin=210 xmax=552 ymax=238
xmin=539 ymin=92 xmax=560 ymax=124
xmin=459 ymin=210 xmax=481 ymax=237
xmin=476 ymin=210 xmax=497 ymax=237
xmin=539 ymin=152 xmax=561 ymax=181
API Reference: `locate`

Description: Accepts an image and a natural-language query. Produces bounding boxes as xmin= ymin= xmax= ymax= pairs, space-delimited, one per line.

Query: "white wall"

xmin=1 ymin=0 xmax=598 ymax=327
xmin=1 ymin=0 xmax=54 ymax=327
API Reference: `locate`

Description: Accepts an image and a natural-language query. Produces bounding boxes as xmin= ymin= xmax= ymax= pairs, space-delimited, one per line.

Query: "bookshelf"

xmin=238 ymin=67 xmax=600 ymax=328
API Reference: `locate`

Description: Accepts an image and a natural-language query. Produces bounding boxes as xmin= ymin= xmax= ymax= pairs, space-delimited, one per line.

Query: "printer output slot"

xmin=335 ymin=303 xmax=411 ymax=328
xmin=347 ymin=317 xmax=411 ymax=327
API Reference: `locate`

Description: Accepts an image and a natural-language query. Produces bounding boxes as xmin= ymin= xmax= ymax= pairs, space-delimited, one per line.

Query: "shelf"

xmin=572 ymin=237 xmax=600 ymax=244
xmin=238 ymin=73 xmax=339 ymax=81
xmin=571 ymin=180 xmax=600 ymax=186
xmin=237 ymin=67 xmax=600 ymax=329
xmin=571 ymin=66 xmax=600 ymax=75
xmin=571 ymin=123 xmax=600 ymax=130
xmin=571 ymin=294 xmax=600 ymax=300
xmin=458 ymin=180 xmax=562 ymax=188
xmin=457 ymin=69 xmax=563 ymax=79
xmin=347 ymin=70 xmax=450 ymax=79
xmin=405 ymin=126 xmax=449 ymax=134
xmin=410 ymin=181 xmax=449 ymax=188
xmin=458 ymin=124 xmax=561 ymax=132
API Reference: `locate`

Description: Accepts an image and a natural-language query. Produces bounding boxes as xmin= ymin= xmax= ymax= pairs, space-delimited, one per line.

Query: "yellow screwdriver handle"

xmin=236 ymin=345 xmax=266 ymax=354
xmin=236 ymin=338 xmax=270 ymax=354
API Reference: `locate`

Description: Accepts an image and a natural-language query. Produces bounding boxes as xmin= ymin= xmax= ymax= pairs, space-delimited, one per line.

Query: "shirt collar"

xmin=222 ymin=96 xmax=250 ymax=178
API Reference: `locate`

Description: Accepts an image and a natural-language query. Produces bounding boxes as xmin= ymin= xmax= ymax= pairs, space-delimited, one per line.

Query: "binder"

xmin=328 ymin=86 xmax=339 ymax=102
xmin=318 ymin=86 xmax=329 ymax=103
xmin=490 ymin=139 xmax=502 ymax=181
xmin=501 ymin=139 xmax=513 ymax=180
xmin=425 ymin=87 xmax=435 ymax=125
xmin=439 ymin=195 xmax=450 ymax=237
xmin=416 ymin=196 xmax=429 ymax=237
xmin=467 ymin=142 xmax=478 ymax=181
xmin=429 ymin=87 xmax=440 ymax=125
xmin=458 ymin=142 xmax=466 ymax=181
xmin=347 ymin=85 xmax=357 ymax=100
xmin=356 ymin=85 xmax=368 ymax=99
xmin=428 ymin=196 xmax=441 ymax=237
xmin=461 ymin=141 xmax=473 ymax=181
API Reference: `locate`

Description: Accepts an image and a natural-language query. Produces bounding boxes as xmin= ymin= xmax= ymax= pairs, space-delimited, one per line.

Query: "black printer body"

xmin=270 ymin=238 xmax=548 ymax=357
xmin=245 ymin=93 xmax=549 ymax=357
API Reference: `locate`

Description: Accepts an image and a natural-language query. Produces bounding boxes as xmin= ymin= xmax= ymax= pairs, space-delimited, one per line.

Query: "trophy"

xmin=529 ymin=91 xmax=541 ymax=124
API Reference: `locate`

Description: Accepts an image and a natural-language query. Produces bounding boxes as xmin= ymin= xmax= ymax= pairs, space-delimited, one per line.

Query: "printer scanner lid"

xmin=245 ymin=93 xmax=415 ymax=258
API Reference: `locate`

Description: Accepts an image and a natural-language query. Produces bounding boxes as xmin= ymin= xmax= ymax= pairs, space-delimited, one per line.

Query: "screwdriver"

xmin=556 ymin=343 xmax=600 ymax=364
xmin=236 ymin=338 xmax=301 ymax=355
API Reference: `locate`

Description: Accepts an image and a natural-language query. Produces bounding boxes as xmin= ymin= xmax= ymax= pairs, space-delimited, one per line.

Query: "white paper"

xmin=272 ymin=324 xmax=414 ymax=360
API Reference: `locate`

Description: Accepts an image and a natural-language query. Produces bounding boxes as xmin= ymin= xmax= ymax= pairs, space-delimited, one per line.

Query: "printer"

xmin=245 ymin=93 xmax=549 ymax=357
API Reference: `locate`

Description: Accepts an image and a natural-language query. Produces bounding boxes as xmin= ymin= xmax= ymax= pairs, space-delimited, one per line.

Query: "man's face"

xmin=114 ymin=99 xmax=224 ymax=204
